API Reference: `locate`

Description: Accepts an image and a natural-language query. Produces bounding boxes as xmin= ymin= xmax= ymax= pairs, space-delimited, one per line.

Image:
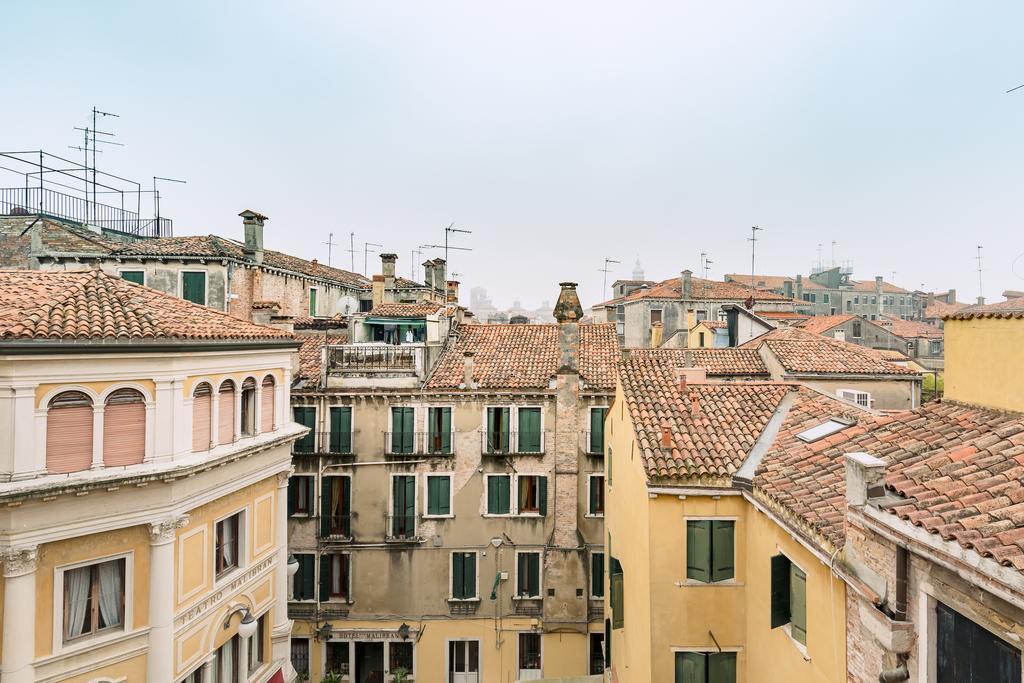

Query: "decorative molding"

xmin=2 ymin=545 xmax=39 ymax=577
xmin=150 ymin=515 xmax=191 ymax=544
xmin=276 ymin=467 xmax=294 ymax=488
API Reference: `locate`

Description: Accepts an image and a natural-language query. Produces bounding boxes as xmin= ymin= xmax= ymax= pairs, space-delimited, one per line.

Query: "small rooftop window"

xmin=796 ymin=418 xmax=852 ymax=443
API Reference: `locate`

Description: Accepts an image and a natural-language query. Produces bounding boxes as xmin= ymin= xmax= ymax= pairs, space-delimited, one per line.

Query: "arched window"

xmin=218 ymin=380 xmax=236 ymax=445
xmin=47 ymin=391 xmax=93 ymax=474
xmin=240 ymin=378 xmax=257 ymax=436
xmin=192 ymin=383 xmax=213 ymax=452
xmin=260 ymin=376 xmax=276 ymax=433
xmin=103 ymin=388 xmax=146 ymax=467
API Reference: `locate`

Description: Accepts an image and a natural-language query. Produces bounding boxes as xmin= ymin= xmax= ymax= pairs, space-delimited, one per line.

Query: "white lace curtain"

xmin=97 ymin=560 xmax=123 ymax=628
xmin=65 ymin=566 xmax=91 ymax=638
xmin=221 ymin=520 xmax=235 ymax=568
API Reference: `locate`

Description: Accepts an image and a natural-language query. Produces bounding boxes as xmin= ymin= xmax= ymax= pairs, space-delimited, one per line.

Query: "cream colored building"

xmin=0 ymin=269 xmax=303 ymax=683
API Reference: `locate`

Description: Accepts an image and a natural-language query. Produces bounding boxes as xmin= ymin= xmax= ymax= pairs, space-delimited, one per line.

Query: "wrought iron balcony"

xmin=480 ymin=431 xmax=548 ymax=456
xmin=385 ymin=513 xmax=421 ymax=542
xmin=384 ymin=431 xmax=454 ymax=456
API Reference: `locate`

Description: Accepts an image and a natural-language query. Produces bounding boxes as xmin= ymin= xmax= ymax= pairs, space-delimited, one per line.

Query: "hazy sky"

xmin=3 ymin=2 xmax=1023 ymax=309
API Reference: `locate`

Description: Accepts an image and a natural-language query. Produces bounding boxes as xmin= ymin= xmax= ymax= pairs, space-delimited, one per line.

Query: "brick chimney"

xmin=371 ymin=274 xmax=385 ymax=309
xmin=461 ymin=351 xmax=475 ymax=388
xmin=446 ymin=280 xmax=460 ymax=304
xmin=681 ymin=269 xmax=693 ymax=299
xmin=796 ymin=274 xmax=804 ymax=302
xmin=239 ymin=209 xmax=267 ymax=264
xmin=433 ymin=258 xmax=447 ymax=296
xmin=380 ymin=253 xmax=397 ymax=301
xmin=422 ymin=260 xmax=435 ymax=290
xmin=650 ymin=321 xmax=663 ymax=348
xmin=845 ymin=452 xmax=886 ymax=508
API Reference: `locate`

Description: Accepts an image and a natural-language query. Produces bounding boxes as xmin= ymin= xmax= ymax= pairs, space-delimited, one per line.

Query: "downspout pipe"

xmin=878 ymin=545 xmax=911 ymax=682
xmin=878 ymin=662 xmax=909 ymax=682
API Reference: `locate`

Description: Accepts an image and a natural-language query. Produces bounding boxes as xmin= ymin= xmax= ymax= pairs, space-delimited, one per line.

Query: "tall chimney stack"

xmin=434 ymin=259 xmax=447 ymax=296
xmin=380 ymin=253 xmax=397 ymax=302
xmin=447 ymin=280 xmax=460 ymax=304
xmin=462 ymin=351 xmax=475 ymax=388
xmin=239 ymin=209 xmax=267 ymax=264
xmin=681 ymin=269 xmax=693 ymax=300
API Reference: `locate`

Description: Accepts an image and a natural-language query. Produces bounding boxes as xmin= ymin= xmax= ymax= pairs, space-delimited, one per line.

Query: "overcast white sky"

xmin=2 ymin=2 xmax=1023 ymax=309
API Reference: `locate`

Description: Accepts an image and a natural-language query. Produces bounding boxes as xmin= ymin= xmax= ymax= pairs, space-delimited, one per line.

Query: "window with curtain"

xmin=329 ymin=406 xmax=352 ymax=454
xmin=288 ymin=475 xmax=315 ymax=516
xmin=517 ymin=407 xmax=542 ymax=453
xmin=215 ymin=634 xmax=240 ymax=683
xmin=103 ymin=388 xmax=146 ymax=467
xmin=320 ymin=476 xmax=351 ymax=538
xmin=427 ymin=407 xmax=452 ymax=454
xmin=63 ymin=557 xmax=125 ymax=642
xmin=248 ymin=613 xmax=265 ymax=673
xmin=589 ymin=407 xmax=607 ymax=454
xmin=675 ymin=651 xmax=737 ymax=683
xmin=390 ymin=407 xmax=415 ymax=454
xmin=485 ymin=407 xmax=511 ymax=454
xmin=517 ymin=475 xmax=547 ymax=516
xmin=426 ymin=475 xmax=451 ymax=516
xmin=47 ymin=390 xmax=94 ymax=474
xmin=516 ymin=552 xmax=541 ymax=597
xmin=452 ymin=551 xmax=477 ymax=600
xmin=686 ymin=520 xmax=734 ymax=583
xmin=319 ymin=554 xmax=350 ymax=601
xmin=215 ymin=513 xmax=241 ymax=577
xmin=291 ymin=638 xmax=310 ymax=676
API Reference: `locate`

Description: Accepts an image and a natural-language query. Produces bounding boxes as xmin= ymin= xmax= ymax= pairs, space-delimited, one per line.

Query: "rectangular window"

xmin=329 ymin=407 xmax=352 ymax=454
xmin=610 ymin=556 xmax=624 ymax=629
xmin=516 ymin=551 xmax=542 ymax=598
xmin=287 ymin=475 xmax=315 ymax=516
xmin=391 ymin=475 xmax=417 ymax=539
xmin=695 ymin=310 xmax=708 ymax=322
xmin=852 ymin=321 xmax=862 ymax=338
xmin=854 ymin=296 xmax=860 ymax=305
xmin=426 ymin=474 xmax=452 ymax=517
xmin=519 ymin=633 xmax=542 ymax=671
xmin=215 ymin=513 xmax=242 ymax=578
xmin=452 ymin=551 xmax=477 ymax=600
xmin=770 ymin=554 xmax=807 ymax=647
xmin=486 ymin=474 xmax=511 ymax=515
xmin=390 ymin=407 xmax=415 ymax=454
xmin=591 ymin=552 xmax=604 ymax=598
xmin=930 ymin=340 xmax=942 ymax=355
xmin=698 ymin=332 xmax=706 ymax=347
xmin=517 ymin=475 xmax=547 ymax=515
xmin=838 ymin=389 xmax=871 ymax=407
xmin=326 ymin=641 xmax=350 ymax=676
xmin=674 ymin=651 xmax=737 ymax=683
xmin=686 ymin=520 xmax=735 ymax=583
xmin=292 ymin=406 xmax=316 ymax=454
xmin=650 ymin=309 xmax=663 ymax=325
xmin=308 ymin=287 xmax=318 ymax=316
xmin=590 ymin=632 xmax=605 ymax=675
xmin=62 ymin=557 xmax=126 ymax=642
xmin=937 ymin=601 xmax=1021 ymax=682
xmin=517 ymin=407 xmax=542 ymax=453
xmin=320 ymin=476 xmax=352 ymax=538
xmin=248 ymin=613 xmax=266 ymax=673
xmin=291 ymin=638 xmax=310 ymax=676
xmin=589 ymin=475 xmax=605 ymax=516
xmin=215 ymin=634 xmax=241 ymax=682
xmin=181 ymin=271 xmax=207 ymax=306
xmin=320 ymin=553 xmax=350 ymax=601
xmin=589 ymin=407 xmax=607 ymax=454
xmin=486 ymin=407 xmax=511 ymax=454
xmin=427 ymin=407 xmax=453 ymax=454
xmin=390 ymin=642 xmax=414 ymax=676
xmin=292 ymin=554 xmax=316 ymax=601
xmin=823 ymin=293 xmax=830 ymax=303
xmin=846 ymin=300 xmax=852 ymax=312
xmin=120 ymin=270 xmax=144 ymax=285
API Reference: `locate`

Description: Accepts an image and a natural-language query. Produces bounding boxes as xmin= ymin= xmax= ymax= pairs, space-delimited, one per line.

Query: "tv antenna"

xmin=421 ymin=223 xmax=473 ymax=266
xmin=323 ymin=232 xmax=338 ymax=266
xmin=345 ymin=232 xmax=357 ymax=272
xmin=364 ymin=242 xmax=383 ymax=275
xmin=600 ymin=258 xmax=621 ymax=300
xmin=748 ymin=226 xmax=763 ymax=303
xmin=976 ymin=245 xmax=985 ymax=302
xmin=411 ymin=248 xmax=423 ymax=280
xmin=1007 ymin=83 xmax=1024 ymax=93
xmin=153 ymin=176 xmax=186 ymax=225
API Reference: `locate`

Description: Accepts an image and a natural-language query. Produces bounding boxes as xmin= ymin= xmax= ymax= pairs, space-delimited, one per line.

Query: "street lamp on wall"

xmin=222 ymin=604 xmax=258 ymax=639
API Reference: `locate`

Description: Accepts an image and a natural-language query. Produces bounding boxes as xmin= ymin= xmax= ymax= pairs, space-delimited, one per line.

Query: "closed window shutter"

xmin=518 ymin=408 xmax=541 ymax=452
xmin=529 ymin=554 xmax=540 ymax=595
xmin=709 ymin=652 xmax=737 ymax=683
xmin=319 ymin=555 xmax=331 ymax=602
xmin=46 ymin=393 xmax=93 ymax=474
xmin=218 ymin=385 xmax=235 ymax=444
xmin=453 ymin=553 xmax=465 ymax=598
xmin=260 ymin=378 xmax=275 ymax=432
xmin=610 ymin=562 xmax=624 ymax=629
xmin=465 ymin=552 xmax=476 ymax=598
xmin=103 ymin=390 xmax=146 ymax=466
xmin=538 ymin=477 xmax=548 ymax=516
xmin=770 ymin=554 xmax=791 ymax=629
xmin=402 ymin=408 xmax=414 ymax=452
xmin=675 ymin=652 xmax=705 ymax=683
xmin=488 ymin=476 xmax=510 ymax=515
xmin=589 ymin=478 xmax=599 ymax=514
xmin=331 ymin=408 xmax=351 ymax=453
xmin=404 ymin=476 xmax=416 ymax=518
xmin=790 ymin=564 xmax=807 ymax=645
xmin=711 ymin=521 xmax=735 ymax=583
xmin=320 ymin=478 xmax=333 ymax=537
xmin=686 ymin=521 xmax=711 ymax=582
xmin=592 ymin=552 xmax=604 ymax=598
xmin=427 ymin=477 xmax=439 ymax=514
xmin=182 ymin=272 xmax=206 ymax=305
xmin=288 ymin=478 xmax=298 ymax=516
xmin=192 ymin=385 xmax=212 ymax=452
xmin=302 ymin=556 xmax=315 ymax=600
xmin=590 ymin=408 xmax=605 ymax=453
xmin=428 ymin=477 xmax=450 ymax=516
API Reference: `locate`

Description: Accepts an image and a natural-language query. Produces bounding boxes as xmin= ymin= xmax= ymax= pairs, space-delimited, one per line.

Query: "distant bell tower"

xmin=632 ymin=258 xmax=645 ymax=281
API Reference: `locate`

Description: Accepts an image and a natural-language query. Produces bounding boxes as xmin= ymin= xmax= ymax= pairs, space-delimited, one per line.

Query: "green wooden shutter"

xmin=592 ymin=552 xmax=604 ymax=598
xmin=437 ymin=476 xmax=450 ymax=515
xmin=121 ymin=271 xmax=144 ymax=285
xmin=675 ymin=652 xmax=705 ymax=683
xmin=590 ymin=408 xmax=606 ymax=453
xmin=320 ymin=478 xmax=332 ymax=537
xmin=770 ymin=554 xmax=792 ymax=629
xmin=287 ymin=478 xmax=298 ymax=516
xmin=182 ymin=271 xmax=206 ymax=305
xmin=402 ymin=408 xmax=414 ymax=453
xmin=464 ymin=552 xmax=476 ymax=598
xmin=330 ymin=407 xmax=351 ymax=454
xmin=319 ymin=555 xmax=331 ymax=601
xmin=488 ymin=475 xmax=510 ymax=514
xmin=538 ymin=477 xmax=548 ymax=516
xmin=309 ymin=288 xmax=317 ymax=316
xmin=711 ymin=521 xmax=735 ymax=583
xmin=518 ymin=408 xmax=541 ymax=452
xmin=294 ymin=406 xmax=316 ymax=452
xmin=610 ymin=561 xmax=624 ymax=629
xmin=427 ymin=477 xmax=439 ymax=515
xmin=709 ymin=652 xmax=737 ymax=683
xmin=530 ymin=553 xmax=540 ymax=595
xmin=440 ymin=408 xmax=452 ymax=453
xmin=340 ymin=477 xmax=351 ymax=536
xmin=302 ymin=556 xmax=315 ymax=600
xmin=686 ymin=521 xmax=711 ymax=583
xmin=487 ymin=408 xmax=510 ymax=453
xmin=790 ymin=564 xmax=807 ymax=645
xmin=453 ymin=553 xmax=465 ymax=599
xmin=589 ymin=478 xmax=600 ymax=515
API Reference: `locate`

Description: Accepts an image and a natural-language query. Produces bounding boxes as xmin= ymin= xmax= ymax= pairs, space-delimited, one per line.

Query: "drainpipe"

xmin=878 ymin=545 xmax=911 ymax=682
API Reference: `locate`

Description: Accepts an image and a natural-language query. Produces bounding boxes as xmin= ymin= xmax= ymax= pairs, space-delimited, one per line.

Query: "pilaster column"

xmin=238 ymin=633 xmax=251 ymax=680
xmin=154 ymin=377 xmax=185 ymax=461
xmin=90 ymin=404 xmax=105 ymax=469
xmin=199 ymin=656 xmax=215 ymax=683
xmin=6 ymin=385 xmax=41 ymax=480
xmin=148 ymin=516 xmax=190 ymax=683
xmin=272 ymin=468 xmax=295 ymax=679
xmin=1 ymin=546 xmax=39 ymax=683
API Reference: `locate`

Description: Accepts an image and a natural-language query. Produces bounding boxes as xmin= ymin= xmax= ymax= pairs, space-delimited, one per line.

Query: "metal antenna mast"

xmin=153 ymin=176 xmax=186 ymax=226
xmin=748 ymin=226 xmax=763 ymax=302
xmin=600 ymin=258 xmax=621 ymax=300
xmin=411 ymin=248 xmax=423 ymax=280
xmin=364 ymin=242 xmax=382 ymax=275
xmin=323 ymin=232 xmax=338 ymax=266
xmin=831 ymin=240 xmax=837 ymax=267
xmin=89 ymin=107 xmax=120 ymax=221
xmin=976 ymin=245 xmax=985 ymax=302
xmin=345 ymin=232 xmax=357 ymax=272
xmin=441 ymin=223 xmax=473 ymax=266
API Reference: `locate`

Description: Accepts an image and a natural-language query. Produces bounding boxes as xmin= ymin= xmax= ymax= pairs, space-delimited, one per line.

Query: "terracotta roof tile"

xmin=0 ymin=269 xmax=292 ymax=342
xmin=295 ymin=333 xmax=347 ymax=382
xmin=797 ymin=314 xmax=855 ymax=335
xmin=922 ymin=299 xmax=968 ymax=318
xmin=946 ymin=298 xmax=1024 ymax=321
xmin=623 ymin=275 xmax=791 ymax=302
xmin=368 ymin=302 xmax=444 ymax=317
xmin=628 ymin=348 xmax=770 ymax=377
xmin=426 ymin=323 xmax=618 ymax=390
xmin=879 ymin=315 xmax=943 ymax=339
xmin=741 ymin=326 xmax=918 ymax=376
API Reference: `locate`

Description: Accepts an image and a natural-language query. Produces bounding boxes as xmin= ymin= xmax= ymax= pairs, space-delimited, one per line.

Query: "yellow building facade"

xmin=0 ymin=270 xmax=304 ymax=683
xmin=943 ymin=308 xmax=1024 ymax=412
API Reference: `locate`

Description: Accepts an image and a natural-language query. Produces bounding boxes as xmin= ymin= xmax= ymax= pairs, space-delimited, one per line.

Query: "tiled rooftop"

xmin=295 ymin=333 xmax=348 ymax=384
xmin=880 ymin=315 xmax=943 ymax=339
xmin=922 ymin=299 xmax=967 ymax=319
xmin=0 ymin=269 xmax=292 ymax=342
xmin=946 ymin=298 xmax=1024 ymax=321
xmin=797 ymin=314 xmax=855 ymax=335
xmin=742 ymin=326 xmax=918 ymax=376
xmin=622 ymin=275 xmax=791 ymax=303
xmin=426 ymin=322 xmax=618 ymax=390
xmin=628 ymin=348 xmax=770 ymax=377
xmin=367 ymin=302 xmax=444 ymax=317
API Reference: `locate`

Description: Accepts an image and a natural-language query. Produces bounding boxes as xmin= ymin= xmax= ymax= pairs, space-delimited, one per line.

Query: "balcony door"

xmin=448 ymin=640 xmax=480 ymax=683
xmin=355 ymin=642 xmax=384 ymax=683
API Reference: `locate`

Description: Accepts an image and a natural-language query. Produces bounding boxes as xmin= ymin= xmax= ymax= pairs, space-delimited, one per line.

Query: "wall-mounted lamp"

xmin=398 ymin=623 xmax=411 ymax=641
xmin=287 ymin=554 xmax=300 ymax=577
xmin=222 ymin=604 xmax=258 ymax=639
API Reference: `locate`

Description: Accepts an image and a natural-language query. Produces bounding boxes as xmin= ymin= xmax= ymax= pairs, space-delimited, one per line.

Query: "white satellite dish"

xmin=339 ymin=295 xmax=359 ymax=315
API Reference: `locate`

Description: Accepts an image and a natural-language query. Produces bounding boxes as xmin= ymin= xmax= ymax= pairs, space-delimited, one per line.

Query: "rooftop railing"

xmin=326 ymin=344 xmax=424 ymax=374
xmin=0 ymin=186 xmax=172 ymax=238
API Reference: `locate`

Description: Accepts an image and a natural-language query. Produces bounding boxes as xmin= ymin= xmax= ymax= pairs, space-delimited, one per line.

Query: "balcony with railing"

xmin=385 ymin=513 xmax=421 ymax=542
xmin=325 ymin=343 xmax=427 ymax=389
xmin=291 ymin=431 xmax=355 ymax=456
xmin=480 ymin=431 xmax=549 ymax=456
xmin=319 ymin=515 xmax=353 ymax=542
xmin=384 ymin=431 xmax=454 ymax=456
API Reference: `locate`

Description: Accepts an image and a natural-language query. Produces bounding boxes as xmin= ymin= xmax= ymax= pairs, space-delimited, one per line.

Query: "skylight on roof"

xmin=796 ymin=419 xmax=851 ymax=443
